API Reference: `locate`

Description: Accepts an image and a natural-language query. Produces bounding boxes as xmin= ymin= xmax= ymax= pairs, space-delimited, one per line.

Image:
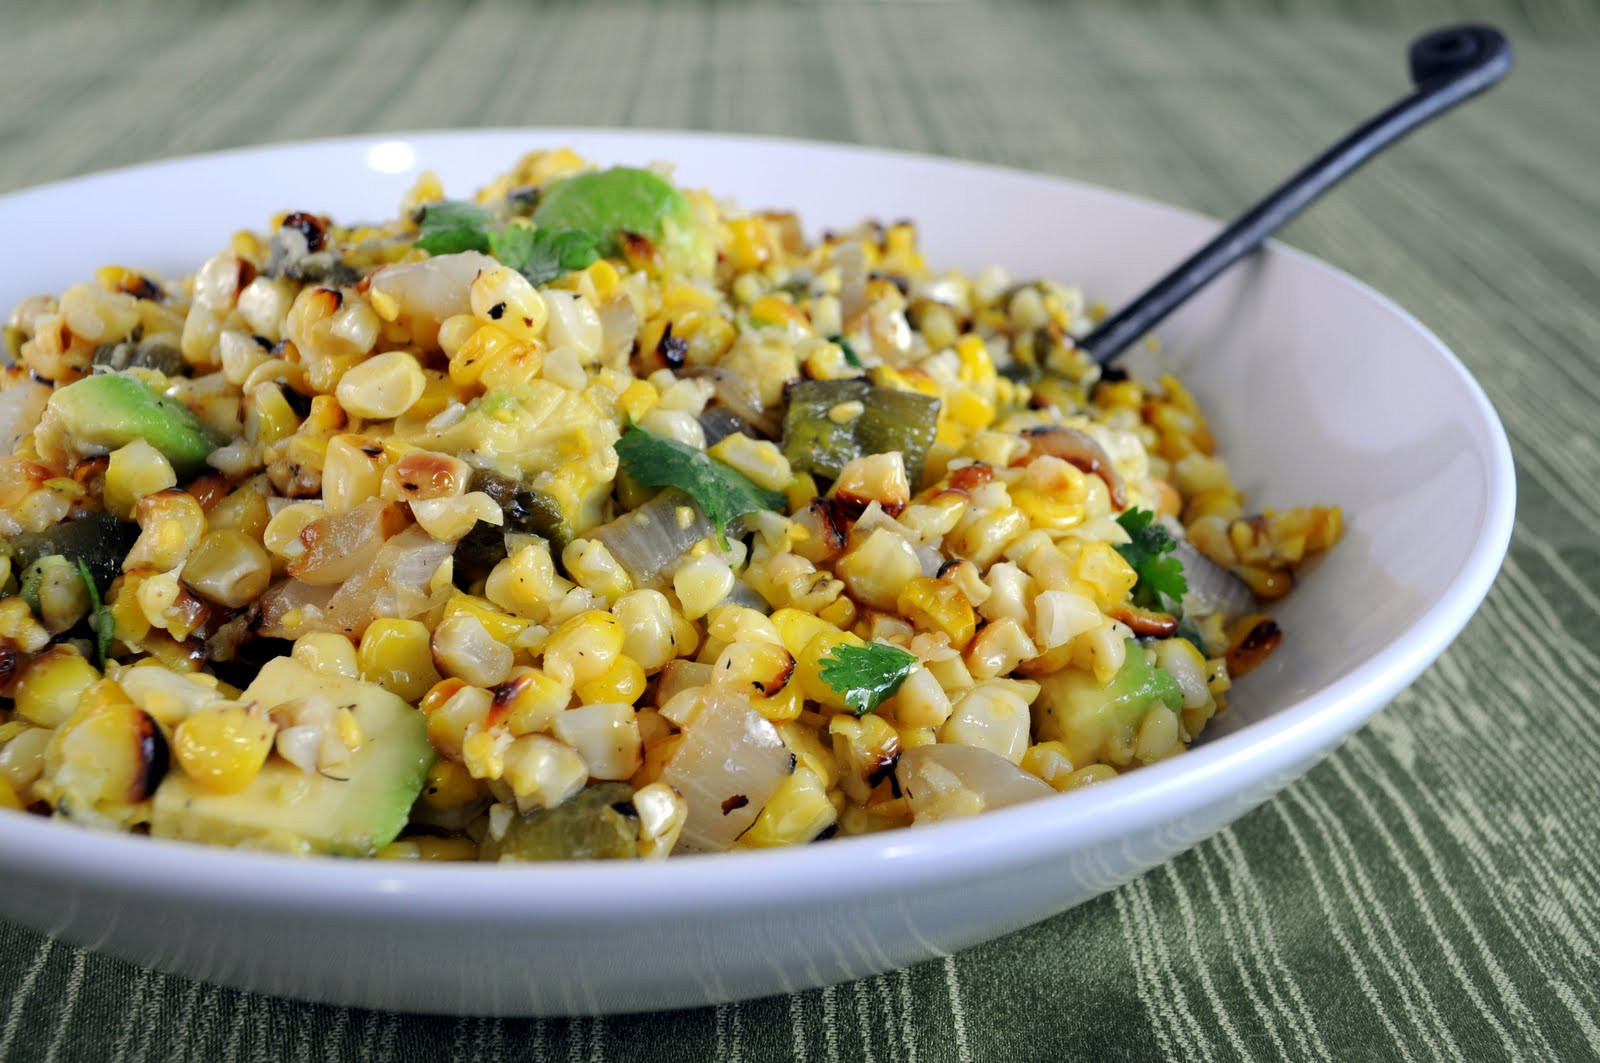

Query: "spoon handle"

xmin=1077 ymin=24 xmax=1512 ymax=367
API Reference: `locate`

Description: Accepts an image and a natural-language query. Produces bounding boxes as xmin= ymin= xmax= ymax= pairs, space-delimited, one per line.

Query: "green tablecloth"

xmin=2 ymin=2 xmax=1597 ymax=1060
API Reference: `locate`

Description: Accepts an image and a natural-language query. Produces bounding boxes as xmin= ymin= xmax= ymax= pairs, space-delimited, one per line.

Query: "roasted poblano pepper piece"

xmin=481 ymin=781 xmax=642 ymax=862
xmin=781 ymin=379 xmax=940 ymax=485
xmin=6 ymin=512 xmax=138 ymax=592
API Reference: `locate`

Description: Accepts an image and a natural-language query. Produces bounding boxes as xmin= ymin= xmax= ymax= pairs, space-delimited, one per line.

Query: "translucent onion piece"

xmin=661 ymin=690 xmax=793 ymax=853
xmin=367 ymin=251 xmax=496 ymax=332
xmin=591 ymin=488 xmax=716 ymax=588
xmin=896 ymin=743 xmax=1053 ymax=824
xmin=1174 ymin=538 xmax=1254 ymax=620
xmin=0 ymin=382 xmax=50 ymax=455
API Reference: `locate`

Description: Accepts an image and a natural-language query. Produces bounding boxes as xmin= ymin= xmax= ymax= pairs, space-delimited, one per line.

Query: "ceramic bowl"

xmin=0 ymin=130 xmax=1514 ymax=1015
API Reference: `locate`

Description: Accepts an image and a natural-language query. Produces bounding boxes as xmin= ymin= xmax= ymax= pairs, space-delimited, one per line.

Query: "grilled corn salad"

xmin=0 ymin=149 xmax=1340 ymax=860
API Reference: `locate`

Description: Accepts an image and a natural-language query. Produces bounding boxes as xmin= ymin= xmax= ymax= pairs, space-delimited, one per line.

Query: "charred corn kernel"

xmin=740 ymin=764 xmax=835 ymax=848
xmin=501 ymin=733 xmax=587 ymax=810
xmin=262 ymin=502 xmax=324 ymax=561
xmin=14 ymin=646 xmax=100 ymax=728
xmin=940 ymin=682 xmax=1032 ymax=764
xmin=673 ymin=554 xmax=734 ymax=620
xmin=289 ymin=632 xmax=359 ymax=680
xmin=494 ymin=667 xmax=572 ymax=735
xmin=449 ymin=323 xmax=521 ymax=388
xmin=470 ymin=266 xmax=548 ymax=341
xmin=796 ymin=628 xmax=866 ymax=711
xmin=542 ymin=610 xmax=624 ymax=687
xmin=1021 ymin=741 xmax=1077 ymax=789
xmin=828 ymin=712 xmax=900 ymax=803
xmin=1075 ymin=540 xmax=1139 ymax=607
xmin=563 ymin=539 xmax=634 ymax=602
xmin=896 ymin=577 xmax=978 ymax=649
xmin=378 ymin=836 xmax=480 ymax=861
xmin=126 ymin=490 xmax=207 ymax=572
xmin=103 ymin=440 xmax=177 ymax=519
xmin=750 ymin=678 xmax=805 ymax=723
xmin=422 ymin=681 xmax=492 ymax=762
xmin=432 ymin=611 xmax=515 ymax=688
xmin=576 ymin=656 xmax=647 ymax=706
xmin=610 ymin=590 xmax=678 ymax=673
xmin=181 ymin=529 xmax=273 ymax=609
xmin=711 ymin=640 xmax=797 ymax=700
xmin=173 ymin=707 xmax=276 ymax=794
xmin=836 ymin=529 xmax=922 ymax=612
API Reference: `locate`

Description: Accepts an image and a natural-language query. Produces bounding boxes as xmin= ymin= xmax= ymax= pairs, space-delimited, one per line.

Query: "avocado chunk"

xmin=150 ymin=658 xmax=435 ymax=856
xmin=47 ymin=373 xmax=214 ymax=477
xmin=481 ymin=781 xmax=642 ymax=862
xmin=532 ymin=167 xmax=708 ymax=274
xmin=1033 ymin=639 xmax=1184 ymax=769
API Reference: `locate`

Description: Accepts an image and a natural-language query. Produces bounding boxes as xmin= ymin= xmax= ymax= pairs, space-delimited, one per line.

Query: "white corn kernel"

xmin=551 ymin=702 xmax=641 ymax=780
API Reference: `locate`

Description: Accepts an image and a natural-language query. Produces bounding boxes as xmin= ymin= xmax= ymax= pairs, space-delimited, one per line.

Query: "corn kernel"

xmin=542 ymin=609 xmax=624 ymax=687
xmin=796 ymin=628 xmax=866 ymax=711
xmin=1075 ymin=540 xmax=1139 ymax=606
xmin=173 ymin=707 xmax=276 ymax=794
xmin=576 ymin=656 xmax=647 ymax=706
xmin=357 ymin=619 xmax=441 ymax=702
xmin=14 ymin=646 xmax=100 ymax=728
xmin=103 ymin=440 xmax=177 ymax=520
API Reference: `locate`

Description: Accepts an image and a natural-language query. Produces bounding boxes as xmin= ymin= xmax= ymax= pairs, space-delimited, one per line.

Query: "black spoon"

xmin=1077 ymin=23 xmax=1512 ymax=367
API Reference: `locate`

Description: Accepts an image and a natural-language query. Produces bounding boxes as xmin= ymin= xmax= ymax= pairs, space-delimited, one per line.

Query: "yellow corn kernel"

xmin=440 ymin=594 xmax=529 ymax=645
xmin=495 ymin=667 xmax=573 ymax=736
xmin=563 ymin=539 xmax=634 ymax=602
xmin=125 ymin=489 xmax=207 ymax=572
xmin=770 ymin=608 xmax=839 ymax=659
xmin=417 ymin=757 xmax=483 ymax=813
xmin=14 ymin=646 xmax=100 ymax=729
xmin=748 ymin=294 xmax=810 ymax=332
xmin=103 ymin=440 xmax=177 ymax=520
xmin=750 ymin=679 xmax=805 ymax=723
xmin=501 ymin=733 xmax=587 ymax=809
xmin=290 ymin=632 xmax=360 ymax=680
xmin=817 ymin=595 xmax=857 ymax=631
xmin=470 ymin=265 xmax=548 ymax=341
xmin=1059 ymin=763 xmax=1118 ymax=790
xmin=784 ymin=472 xmax=820 ymax=514
xmin=542 ymin=609 xmax=624 ymax=687
xmin=206 ymin=485 xmax=270 ymax=540
xmin=616 ymin=378 xmax=658 ymax=423
xmin=0 ymin=777 xmax=22 ymax=811
xmin=707 ymin=434 xmax=793 ymax=493
xmin=739 ymin=765 xmax=836 ymax=847
xmin=358 ymin=618 xmax=442 ymax=702
xmin=1020 ymin=740 xmax=1076 ymax=789
xmin=181 ymin=529 xmax=273 ymax=609
xmin=896 ymin=577 xmax=978 ymax=650
xmin=725 ymin=216 xmax=772 ymax=272
xmin=828 ymin=712 xmax=901 ymax=803
xmin=335 ymin=350 xmax=427 ymax=420
xmin=836 ymin=528 xmax=922 ymax=612
xmin=673 ymin=553 xmax=734 ymax=620
xmin=576 ymin=656 xmax=647 ymax=706
xmin=612 ymin=590 xmax=678 ymax=673
xmin=449 ymin=323 xmax=522 ymax=388
xmin=583 ymin=259 xmax=622 ymax=300
xmin=1075 ymin=540 xmax=1139 ymax=607
xmin=173 ymin=707 xmax=276 ymax=794
xmin=796 ymin=628 xmax=867 ymax=711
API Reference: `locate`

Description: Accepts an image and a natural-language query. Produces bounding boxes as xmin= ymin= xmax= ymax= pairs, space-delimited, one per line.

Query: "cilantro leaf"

xmin=414 ymin=200 xmax=493 ymax=254
xmin=75 ymin=558 xmax=113 ymax=669
xmin=489 ymin=226 xmax=602 ymax=286
xmin=819 ymin=642 xmax=919 ymax=716
xmin=614 ymin=425 xmax=785 ymax=549
xmin=828 ymin=335 xmax=863 ymax=368
xmin=1114 ymin=507 xmax=1188 ymax=613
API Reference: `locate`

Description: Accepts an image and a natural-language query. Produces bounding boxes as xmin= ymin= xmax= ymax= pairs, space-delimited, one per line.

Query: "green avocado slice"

xmin=47 ymin=373 xmax=214 ymax=477
xmin=532 ymin=166 xmax=709 ymax=274
xmin=150 ymin=659 xmax=435 ymax=856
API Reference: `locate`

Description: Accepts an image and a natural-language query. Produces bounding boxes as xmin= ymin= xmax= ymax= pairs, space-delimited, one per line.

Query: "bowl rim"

xmin=0 ymin=127 xmax=1516 ymax=914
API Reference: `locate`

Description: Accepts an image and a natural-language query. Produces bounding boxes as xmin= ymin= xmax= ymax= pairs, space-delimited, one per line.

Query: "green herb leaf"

xmin=489 ymin=226 xmax=602 ymax=286
xmin=75 ymin=558 xmax=113 ymax=669
xmin=1114 ymin=507 xmax=1188 ymax=613
xmin=414 ymin=200 xmax=493 ymax=255
xmin=614 ymin=425 xmax=785 ymax=549
xmin=819 ymin=642 xmax=919 ymax=716
xmin=828 ymin=335 xmax=864 ymax=368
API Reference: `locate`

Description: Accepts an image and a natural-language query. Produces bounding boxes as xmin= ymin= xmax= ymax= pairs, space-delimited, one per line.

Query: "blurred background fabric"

xmin=1 ymin=1 xmax=1598 ymax=1060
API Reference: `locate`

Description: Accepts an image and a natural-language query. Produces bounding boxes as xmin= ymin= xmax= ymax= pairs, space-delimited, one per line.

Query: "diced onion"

xmin=592 ymin=489 xmax=716 ymax=588
xmin=661 ymin=690 xmax=793 ymax=852
xmin=1174 ymin=538 xmax=1254 ymax=620
xmin=896 ymin=743 xmax=1053 ymax=824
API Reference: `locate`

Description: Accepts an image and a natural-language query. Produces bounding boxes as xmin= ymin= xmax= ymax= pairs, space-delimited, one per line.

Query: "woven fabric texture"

xmin=0 ymin=2 xmax=1596 ymax=1060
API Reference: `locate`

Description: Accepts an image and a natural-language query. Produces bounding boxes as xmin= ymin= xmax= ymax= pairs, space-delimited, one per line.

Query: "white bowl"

xmin=0 ymin=129 xmax=1513 ymax=1016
